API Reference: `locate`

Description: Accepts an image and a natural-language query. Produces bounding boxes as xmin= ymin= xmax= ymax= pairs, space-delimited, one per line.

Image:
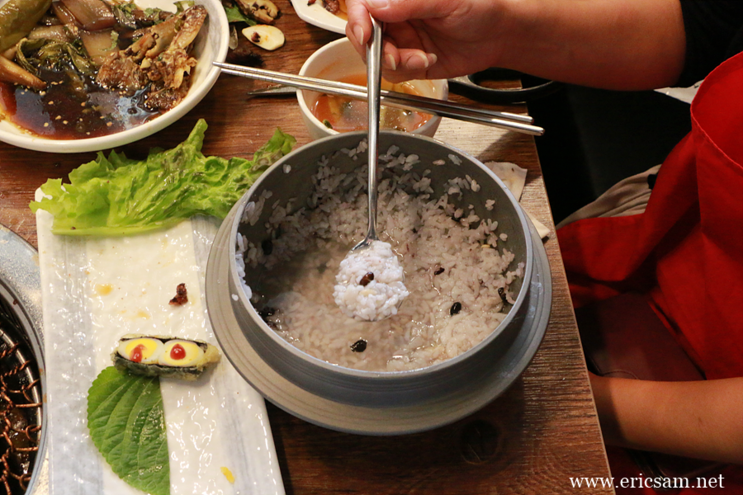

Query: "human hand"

xmin=345 ymin=0 xmax=687 ymax=90
xmin=345 ymin=0 xmax=509 ymax=82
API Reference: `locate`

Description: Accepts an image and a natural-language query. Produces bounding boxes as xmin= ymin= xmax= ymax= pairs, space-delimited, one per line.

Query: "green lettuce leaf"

xmin=30 ymin=119 xmax=295 ymax=235
xmin=87 ymin=367 xmax=169 ymax=495
xmin=224 ymin=5 xmax=256 ymax=25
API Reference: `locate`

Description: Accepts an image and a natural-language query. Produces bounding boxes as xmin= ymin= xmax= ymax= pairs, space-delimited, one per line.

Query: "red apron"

xmin=557 ymin=51 xmax=743 ymax=492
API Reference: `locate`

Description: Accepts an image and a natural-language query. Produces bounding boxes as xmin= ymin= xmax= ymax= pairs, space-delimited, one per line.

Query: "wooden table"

xmin=0 ymin=3 xmax=614 ymax=493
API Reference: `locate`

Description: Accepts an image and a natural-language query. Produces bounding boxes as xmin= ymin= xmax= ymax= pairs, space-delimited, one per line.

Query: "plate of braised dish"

xmin=289 ymin=0 xmax=346 ymax=34
xmin=0 ymin=0 xmax=228 ymax=153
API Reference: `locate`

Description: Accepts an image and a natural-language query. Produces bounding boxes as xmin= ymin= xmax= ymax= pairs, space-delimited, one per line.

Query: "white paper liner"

xmin=485 ymin=161 xmax=551 ymax=239
xmin=36 ymin=190 xmax=284 ymax=495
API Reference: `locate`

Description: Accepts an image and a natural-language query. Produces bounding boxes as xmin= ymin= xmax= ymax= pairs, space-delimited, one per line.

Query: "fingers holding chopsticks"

xmin=345 ymin=0 xmax=510 ymax=82
xmin=345 ymin=0 xmax=446 ymax=81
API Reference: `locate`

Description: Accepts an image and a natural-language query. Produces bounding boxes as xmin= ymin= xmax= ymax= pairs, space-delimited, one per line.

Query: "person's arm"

xmin=590 ymin=373 xmax=743 ymax=464
xmin=346 ymin=0 xmax=686 ymax=90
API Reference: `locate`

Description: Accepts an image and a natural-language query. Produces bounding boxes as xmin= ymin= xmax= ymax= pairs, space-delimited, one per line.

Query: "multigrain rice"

xmin=333 ymin=240 xmax=409 ymax=321
xmin=236 ymin=144 xmax=524 ymax=372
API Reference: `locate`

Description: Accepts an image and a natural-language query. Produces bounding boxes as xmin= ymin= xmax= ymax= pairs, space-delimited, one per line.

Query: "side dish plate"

xmin=0 ymin=0 xmax=229 ymax=153
xmin=289 ymin=0 xmax=346 ymax=34
xmin=35 ymin=198 xmax=285 ymax=495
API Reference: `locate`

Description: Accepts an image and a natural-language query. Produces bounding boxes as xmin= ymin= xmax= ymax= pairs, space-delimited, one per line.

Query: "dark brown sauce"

xmin=0 ymin=67 xmax=158 ymax=140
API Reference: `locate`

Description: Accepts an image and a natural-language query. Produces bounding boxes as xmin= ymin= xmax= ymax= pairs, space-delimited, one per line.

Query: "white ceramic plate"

xmin=35 ymin=198 xmax=285 ymax=495
xmin=289 ymin=0 xmax=347 ymax=34
xmin=0 ymin=0 xmax=228 ymax=153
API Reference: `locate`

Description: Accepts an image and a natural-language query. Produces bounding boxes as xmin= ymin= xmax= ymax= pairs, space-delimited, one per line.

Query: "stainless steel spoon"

xmin=352 ymin=17 xmax=384 ymax=253
xmin=334 ymin=19 xmax=409 ymax=321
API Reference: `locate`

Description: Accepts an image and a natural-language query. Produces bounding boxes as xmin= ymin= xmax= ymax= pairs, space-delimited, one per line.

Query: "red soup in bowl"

xmin=310 ymin=74 xmax=432 ymax=133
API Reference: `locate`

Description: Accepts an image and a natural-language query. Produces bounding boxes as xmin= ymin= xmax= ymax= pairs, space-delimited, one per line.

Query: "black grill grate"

xmin=0 ymin=298 xmax=42 ymax=495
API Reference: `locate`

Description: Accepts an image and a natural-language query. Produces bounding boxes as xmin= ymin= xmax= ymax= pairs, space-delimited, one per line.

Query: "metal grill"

xmin=0 ymin=298 xmax=42 ymax=495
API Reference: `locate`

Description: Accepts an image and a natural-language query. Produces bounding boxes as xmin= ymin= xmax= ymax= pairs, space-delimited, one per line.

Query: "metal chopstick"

xmin=239 ymin=66 xmax=535 ymax=124
xmin=213 ymin=62 xmax=544 ymax=136
xmin=216 ymin=62 xmax=537 ymax=127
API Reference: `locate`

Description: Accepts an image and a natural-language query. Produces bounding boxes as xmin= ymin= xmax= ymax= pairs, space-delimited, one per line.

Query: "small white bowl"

xmin=0 ymin=0 xmax=228 ymax=154
xmin=297 ymin=38 xmax=448 ymax=141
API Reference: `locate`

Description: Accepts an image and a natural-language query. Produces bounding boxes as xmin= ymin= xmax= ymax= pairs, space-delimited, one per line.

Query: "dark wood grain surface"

xmin=0 ymin=2 xmax=614 ymax=493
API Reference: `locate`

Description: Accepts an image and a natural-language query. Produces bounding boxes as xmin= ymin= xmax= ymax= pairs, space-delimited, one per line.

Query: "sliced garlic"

xmin=242 ymin=25 xmax=285 ymax=51
xmin=229 ymin=25 xmax=239 ymax=50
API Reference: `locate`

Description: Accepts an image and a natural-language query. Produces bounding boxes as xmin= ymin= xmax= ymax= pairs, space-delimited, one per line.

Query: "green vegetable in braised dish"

xmin=30 ymin=119 xmax=296 ymax=235
xmin=87 ymin=366 xmax=169 ymax=495
xmin=224 ymin=4 xmax=256 ymax=25
xmin=0 ymin=0 xmax=52 ymax=52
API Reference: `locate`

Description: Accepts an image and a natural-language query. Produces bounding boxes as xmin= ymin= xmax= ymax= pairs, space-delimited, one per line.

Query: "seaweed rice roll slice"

xmin=112 ymin=334 xmax=220 ymax=381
